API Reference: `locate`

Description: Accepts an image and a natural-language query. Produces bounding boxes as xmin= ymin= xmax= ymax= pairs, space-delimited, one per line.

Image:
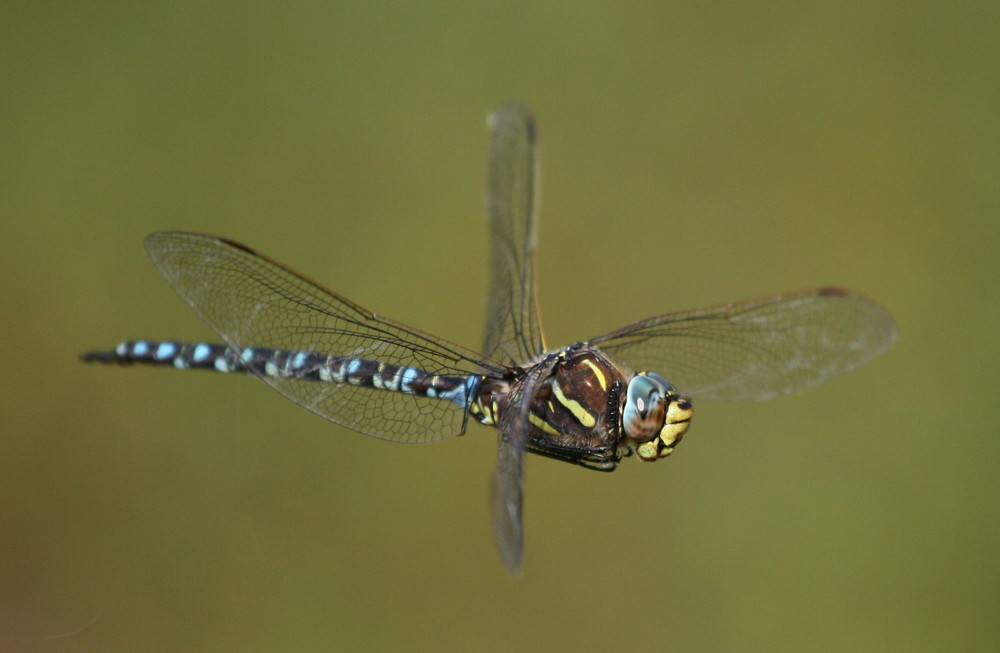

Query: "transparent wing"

xmin=144 ymin=231 xmax=505 ymax=443
xmin=588 ymin=288 xmax=896 ymax=402
xmin=490 ymin=435 xmax=525 ymax=574
xmin=489 ymin=369 xmax=541 ymax=575
xmin=480 ymin=102 xmax=543 ymax=572
xmin=481 ymin=101 xmax=545 ymax=366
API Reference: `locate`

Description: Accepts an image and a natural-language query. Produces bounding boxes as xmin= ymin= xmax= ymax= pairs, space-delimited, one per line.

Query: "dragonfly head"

xmin=622 ymin=372 xmax=693 ymax=461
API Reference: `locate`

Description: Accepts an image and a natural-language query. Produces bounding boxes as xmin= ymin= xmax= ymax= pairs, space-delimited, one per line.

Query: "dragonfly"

xmin=82 ymin=102 xmax=897 ymax=573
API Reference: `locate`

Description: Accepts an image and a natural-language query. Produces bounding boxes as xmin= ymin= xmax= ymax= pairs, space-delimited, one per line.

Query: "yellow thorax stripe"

xmin=580 ymin=358 xmax=608 ymax=391
xmin=552 ymin=380 xmax=596 ymax=428
xmin=529 ymin=412 xmax=560 ymax=436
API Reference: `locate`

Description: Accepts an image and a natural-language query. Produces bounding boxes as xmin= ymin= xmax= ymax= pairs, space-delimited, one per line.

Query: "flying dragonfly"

xmin=82 ymin=102 xmax=897 ymax=573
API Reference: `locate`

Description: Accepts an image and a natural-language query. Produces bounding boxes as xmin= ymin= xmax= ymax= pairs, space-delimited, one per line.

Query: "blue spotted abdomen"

xmin=81 ymin=340 xmax=478 ymax=408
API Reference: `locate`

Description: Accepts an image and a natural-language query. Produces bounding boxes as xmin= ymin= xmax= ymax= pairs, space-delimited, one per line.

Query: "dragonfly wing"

xmin=144 ymin=231 xmax=504 ymax=443
xmin=588 ymin=288 xmax=896 ymax=402
xmin=481 ymin=101 xmax=545 ymax=367
xmin=491 ymin=435 xmax=525 ymax=574
xmin=480 ymin=103 xmax=545 ymax=572
xmin=489 ymin=366 xmax=542 ymax=574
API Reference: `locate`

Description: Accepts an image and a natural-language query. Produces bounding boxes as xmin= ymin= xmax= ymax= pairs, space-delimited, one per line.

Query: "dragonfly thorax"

xmin=467 ymin=344 xmax=691 ymax=471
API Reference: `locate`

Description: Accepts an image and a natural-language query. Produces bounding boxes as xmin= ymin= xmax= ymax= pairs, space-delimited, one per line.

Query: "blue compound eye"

xmin=622 ymin=374 xmax=667 ymax=441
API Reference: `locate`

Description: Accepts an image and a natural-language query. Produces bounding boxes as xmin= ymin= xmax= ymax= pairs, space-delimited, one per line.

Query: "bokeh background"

xmin=3 ymin=2 xmax=997 ymax=651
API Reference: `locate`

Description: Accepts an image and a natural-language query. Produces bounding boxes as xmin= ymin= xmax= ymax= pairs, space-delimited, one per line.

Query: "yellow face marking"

xmin=666 ymin=401 xmax=694 ymax=424
xmin=529 ymin=412 xmax=561 ymax=436
xmin=636 ymin=441 xmax=659 ymax=461
xmin=659 ymin=421 xmax=689 ymax=447
xmin=580 ymin=358 xmax=608 ymax=391
xmin=552 ymin=381 xmax=596 ymax=428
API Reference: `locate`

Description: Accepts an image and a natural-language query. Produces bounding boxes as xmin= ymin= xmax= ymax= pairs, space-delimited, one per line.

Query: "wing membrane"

xmin=491 ymin=436 xmax=525 ymax=573
xmin=588 ymin=288 xmax=896 ymax=402
xmin=489 ymin=364 xmax=543 ymax=574
xmin=481 ymin=101 xmax=545 ymax=366
xmin=144 ymin=231 xmax=504 ymax=443
xmin=479 ymin=102 xmax=543 ymax=573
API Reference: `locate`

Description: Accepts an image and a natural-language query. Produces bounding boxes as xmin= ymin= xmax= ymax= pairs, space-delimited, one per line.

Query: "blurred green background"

xmin=2 ymin=2 xmax=997 ymax=651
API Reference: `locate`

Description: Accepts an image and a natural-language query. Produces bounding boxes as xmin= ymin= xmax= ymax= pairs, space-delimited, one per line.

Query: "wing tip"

xmin=817 ymin=286 xmax=850 ymax=297
xmin=489 ymin=101 xmax=537 ymax=143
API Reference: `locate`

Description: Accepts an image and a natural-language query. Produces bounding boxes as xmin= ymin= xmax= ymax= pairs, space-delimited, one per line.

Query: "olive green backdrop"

xmin=2 ymin=2 xmax=997 ymax=651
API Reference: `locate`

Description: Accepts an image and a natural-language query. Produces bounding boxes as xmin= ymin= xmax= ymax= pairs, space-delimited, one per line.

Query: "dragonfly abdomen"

xmin=81 ymin=340 xmax=479 ymax=407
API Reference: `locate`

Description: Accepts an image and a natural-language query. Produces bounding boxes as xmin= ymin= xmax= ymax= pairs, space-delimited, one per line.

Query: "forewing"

xmin=144 ymin=231 xmax=502 ymax=442
xmin=588 ymin=288 xmax=896 ymax=402
xmin=481 ymin=101 xmax=545 ymax=366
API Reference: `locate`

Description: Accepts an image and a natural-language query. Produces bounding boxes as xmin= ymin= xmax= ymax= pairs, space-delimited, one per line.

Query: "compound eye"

xmin=622 ymin=375 xmax=666 ymax=441
xmin=644 ymin=372 xmax=675 ymax=393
